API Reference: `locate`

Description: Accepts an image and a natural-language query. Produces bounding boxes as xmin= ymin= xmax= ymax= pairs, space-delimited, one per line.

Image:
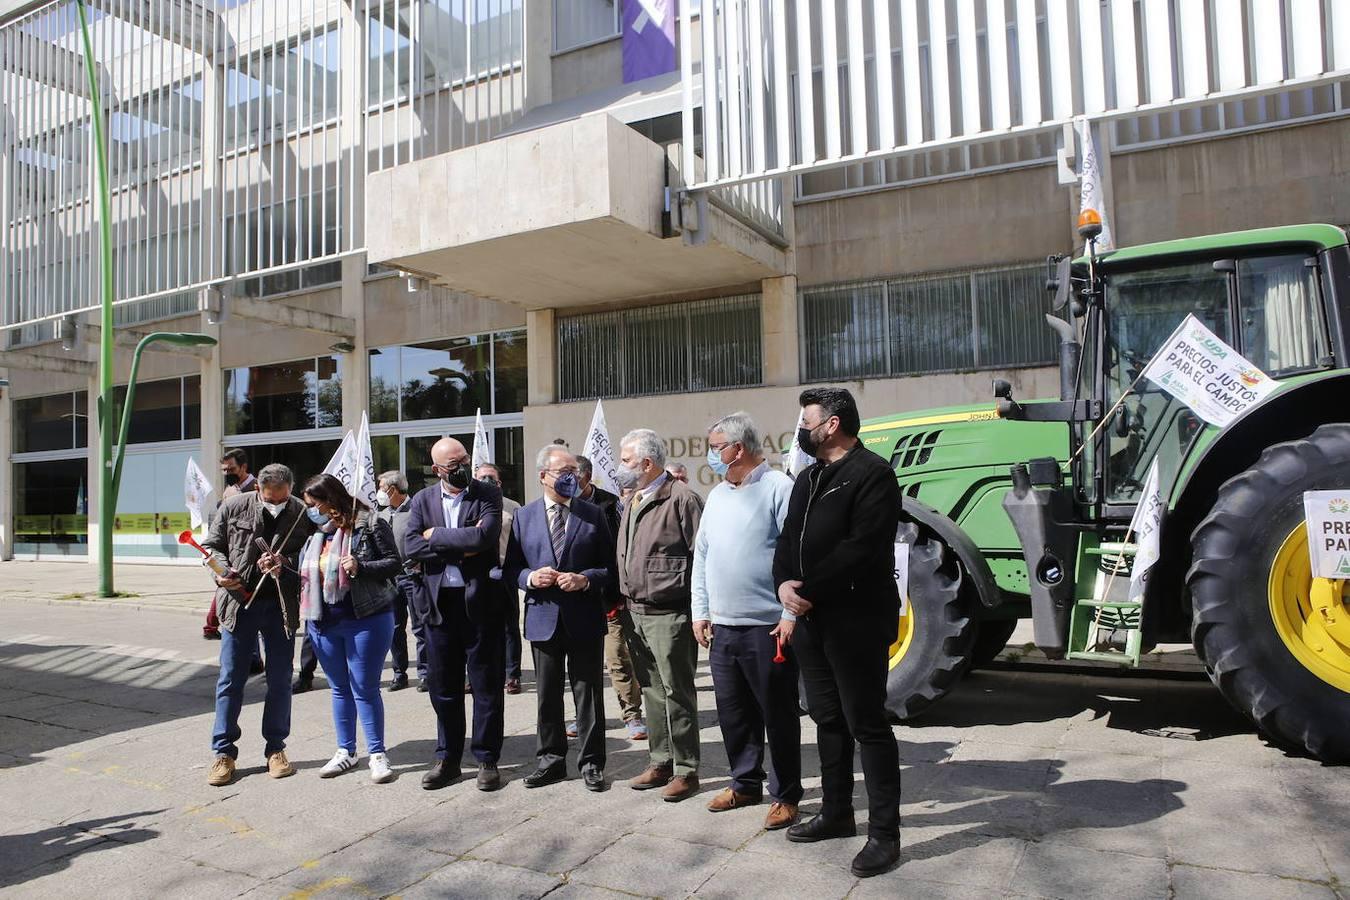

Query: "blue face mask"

xmin=553 ymin=471 xmax=581 ymax=499
xmin=307 ymin=506 xmax=331 ymax=527
xmin=707 ymin=446 xmax=731 ymax=477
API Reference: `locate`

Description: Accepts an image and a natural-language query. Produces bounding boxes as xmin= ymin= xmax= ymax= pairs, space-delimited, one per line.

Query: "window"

xmin=112 ymin=376 xmax=203 ymax=444
xmin=801 ymin=265 xmax=1053 ymax=381
xmin=225 ymin=190 xmax=341 ymax=296
xmin=224 ymin=356 xmax=343 ymax=434
xmin=13 ymin=391 xmax=88 ymax=453
xmin=558 ymin=294 xmax=762 ymax=401
xmin=220 ymin=439 xmax=344 ymax=489
xmin=14 ymin=459 xmax=90 ymax=554
xmin=554 ymin=0 xmax=619 ymax=53
xmin=367 ymin=329 xmax=527 ymax=423
xmin=1237 ymin=255 xmax=1329 ymax=376
xmin=225 ymin=29 xmax=341 ymax=151
xmin=369 ymin=0 xmax=525 ymax=106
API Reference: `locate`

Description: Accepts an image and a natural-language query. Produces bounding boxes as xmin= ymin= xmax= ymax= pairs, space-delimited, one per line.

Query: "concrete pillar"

xmin=341 ymin=255 xmax=369 ymax=428
xmin=85 ymin=376 xmax=102 ymax=566
xmin=523 ymin=0 xmax=553 ymax=113
xmin=761 ymin=275 xmax=800 ymax=387
xmin=0 ymin=375 xmax=11 ymax=561
xmin=526 ymin=308 xmax=556 ymax=406
xmin=199 ymin=307 xmax=225 ymax=494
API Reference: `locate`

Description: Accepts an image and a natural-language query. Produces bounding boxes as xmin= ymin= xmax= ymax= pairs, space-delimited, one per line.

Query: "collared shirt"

xmin=439 ymin=487 xmax=466 ymax=588
xmin=238 ymin=473 xmax=256 ymax=491
xmin=528 ymin=495 xmax=573 ymax=587
xmin=727 ymin=461 xmax=770 ymax=491
xmin=638 ymin=472 xmax=668 ymax=501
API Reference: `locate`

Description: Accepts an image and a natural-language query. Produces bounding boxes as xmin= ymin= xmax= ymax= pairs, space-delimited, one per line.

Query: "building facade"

xmin=3 ymin=0 xmax=1350 ymax=563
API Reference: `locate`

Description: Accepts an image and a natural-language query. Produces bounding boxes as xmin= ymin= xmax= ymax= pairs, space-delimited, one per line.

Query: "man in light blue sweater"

xmin=691 ymin=412 xmax=802 ymax=831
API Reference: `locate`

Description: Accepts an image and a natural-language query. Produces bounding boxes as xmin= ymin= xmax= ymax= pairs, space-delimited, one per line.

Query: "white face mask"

xmin=261 ymin=500 xmax=287 ymax=517
xmin=376 ymin=490 xmax=391 ymax=508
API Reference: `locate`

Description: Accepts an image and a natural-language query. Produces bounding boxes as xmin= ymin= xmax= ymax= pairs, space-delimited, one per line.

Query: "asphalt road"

xmin=0 ymin=600 xmax=1346 ymax=899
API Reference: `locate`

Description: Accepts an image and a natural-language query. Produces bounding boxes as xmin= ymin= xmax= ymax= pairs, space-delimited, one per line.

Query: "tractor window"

xmin=1237 ymin=255 xmax=1329 ymax=376
xmin=1101 ymin=263 xmax=1231 ymax=505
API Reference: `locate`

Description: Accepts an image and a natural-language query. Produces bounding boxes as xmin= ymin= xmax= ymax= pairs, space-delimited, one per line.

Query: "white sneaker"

xmin=369 ymin=752 xmax=395 ymax=784
xmin=319 ymin=748 xmax=359 ymax=778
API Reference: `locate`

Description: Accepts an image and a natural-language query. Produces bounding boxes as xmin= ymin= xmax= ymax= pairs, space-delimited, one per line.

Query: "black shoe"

xmin=389 ymin=674 xmax=410 ymax=692
xmin=422 ymin=759 xmax=461 ymax=790
xmin=202 ymin=631 xmax=221 ymax=641
xmin=292 ymin=677 xmax=313 ymax=694
xmin=582 ymin=765 xmax=606 ymax=792
xmin=851 ymin=837 xmax=901 ymax=878
xmin=417 ymin=678 xmax=429 ymax=693
xmin=786 ymin=813 xmax=858 ymax=843
xmin=523 ymin=764 xmax=567 ymax=789
xmin=477 ymin=763 xmax=502 ymax=792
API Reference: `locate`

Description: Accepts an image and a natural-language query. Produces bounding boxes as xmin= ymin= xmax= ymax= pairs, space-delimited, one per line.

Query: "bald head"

xmin=430 ymin=438 xmax=471 ymax=493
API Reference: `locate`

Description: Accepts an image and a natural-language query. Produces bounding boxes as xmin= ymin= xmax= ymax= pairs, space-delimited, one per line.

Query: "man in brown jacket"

xmin=616 ymin=429 xmax=704 ymax=801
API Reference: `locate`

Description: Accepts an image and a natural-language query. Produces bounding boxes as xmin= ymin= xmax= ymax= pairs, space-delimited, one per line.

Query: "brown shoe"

xmin=266 ymin=750 xmax=295 ymax=779
xmin=764 ymin=801 xmax=800 ymax=830
xmin=504 ymin=678 xmax=521 ymax=695
xmin=629 ymin=765 xmax=673 ymax=791
xmin=207 ymin=754 xmax=236 ymax=786
xmin=707 ymin=787 xmax=761 ymax=812
xmin=662 ymin=774 xmax=700 ymax=802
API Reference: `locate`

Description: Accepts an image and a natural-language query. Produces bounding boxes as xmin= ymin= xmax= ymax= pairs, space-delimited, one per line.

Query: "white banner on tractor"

xmin=1127 ymin=459 xmax=1165 ymax=603
xmin=1302 ymin=491 xmax=1350 ymax=579
xmin=1142 ymin=314 xmax=1278 ymax=427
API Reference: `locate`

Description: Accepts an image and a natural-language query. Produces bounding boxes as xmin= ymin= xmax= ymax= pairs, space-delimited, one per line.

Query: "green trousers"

xmin=625 ymin=608 xmax=700 ymax=776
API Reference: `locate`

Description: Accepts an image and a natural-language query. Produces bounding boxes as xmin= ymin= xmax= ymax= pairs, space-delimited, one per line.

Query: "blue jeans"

xmin=212 ymin=600 xmax=295 ymax=759
xmin=310 ymin=609 xmax=397 ymax=755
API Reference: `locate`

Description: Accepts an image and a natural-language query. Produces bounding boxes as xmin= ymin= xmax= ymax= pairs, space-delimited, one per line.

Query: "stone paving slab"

xmin=0 ymin=600 xmax=1345 ymax=899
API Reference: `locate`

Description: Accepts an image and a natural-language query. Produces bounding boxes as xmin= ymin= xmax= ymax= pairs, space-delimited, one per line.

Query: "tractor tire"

xmin=885 ymin=521 xmax=979 ymax=720
xmin=970 ymin=618 xmax=1019 ymax=669
xmin=1188 ymin=423 xmax=1350 ymax=763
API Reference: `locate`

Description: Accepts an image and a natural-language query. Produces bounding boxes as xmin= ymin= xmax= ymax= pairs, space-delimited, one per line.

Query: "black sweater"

xmin=773 ymin=442 xmax=903 ymax=610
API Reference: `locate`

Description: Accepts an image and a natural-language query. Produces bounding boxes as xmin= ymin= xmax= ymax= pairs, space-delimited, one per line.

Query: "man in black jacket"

xmin=773 ymin=387 xmax=902 ymax=878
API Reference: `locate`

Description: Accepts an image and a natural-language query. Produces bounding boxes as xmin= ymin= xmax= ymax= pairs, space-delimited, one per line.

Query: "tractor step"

xmin=1067 ymin=537 xmax=1144 ymax=666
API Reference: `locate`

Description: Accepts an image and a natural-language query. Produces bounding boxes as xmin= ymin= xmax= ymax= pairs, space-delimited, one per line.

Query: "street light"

xmin=99 ymin=332 xmax=218 ymax=596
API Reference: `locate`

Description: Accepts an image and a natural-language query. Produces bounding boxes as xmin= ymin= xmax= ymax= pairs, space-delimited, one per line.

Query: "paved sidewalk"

xmin=0 ymin=601 xmax=1345 ymax=899
xmin=0 ymin=560 xmax=213 ymax=616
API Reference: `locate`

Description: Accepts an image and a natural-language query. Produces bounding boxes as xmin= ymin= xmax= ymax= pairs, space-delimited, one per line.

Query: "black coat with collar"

xmin=772 ymin=442 xmax=903 ymax=612
xmin=403 ymin=478 xmax=503 ymax=627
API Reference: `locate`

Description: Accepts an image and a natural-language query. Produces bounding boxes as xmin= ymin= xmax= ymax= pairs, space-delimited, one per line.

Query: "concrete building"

xmin=3 ymin=0 xmax=1349 ymax=564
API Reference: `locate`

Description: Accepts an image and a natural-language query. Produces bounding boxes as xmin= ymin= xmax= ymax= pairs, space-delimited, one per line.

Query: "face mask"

xmin=307 ymin=506 xmax=331 ymax=527
xmin=614 ymin=463 xmax=640 ymax=491
xmin=797 ymin=423 xmax=823 ymax=458
xmin=376 ymin=490 xmax=391 ymax=508
xmin=553 ymin=471 xmax=581 ymax=499
xmin=440 ymin=463 xmax=471 ymax=490
xmin=707 ymin=446 xmax=732 ymax=477
xmin=477 ymin=475 xmax=500 ymax=487
xmin=262 ymin=500 xmax=287 ymax=517
xmin=224 ymin=472 xmax=240 ymax=487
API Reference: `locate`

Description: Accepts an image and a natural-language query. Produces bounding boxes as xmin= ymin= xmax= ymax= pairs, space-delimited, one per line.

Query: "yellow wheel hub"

xmin=1268 ymin=524 xmax=1350 ymax=692
xmin=889 ymin=603 xmax=914 ymax=671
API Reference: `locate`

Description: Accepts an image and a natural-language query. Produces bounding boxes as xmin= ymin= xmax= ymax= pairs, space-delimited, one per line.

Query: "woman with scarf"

xmin=299 ymin=473 xmax=402 ymax=783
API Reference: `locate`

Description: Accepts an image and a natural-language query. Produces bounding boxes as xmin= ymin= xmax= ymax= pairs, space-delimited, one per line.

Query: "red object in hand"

xmin=178 ymin=530 xmax=208 ymax=555
xmin=179 ymin=531 xmax=252 ymax=601
xmin=773 ymin=636 xmax=787 ymax=664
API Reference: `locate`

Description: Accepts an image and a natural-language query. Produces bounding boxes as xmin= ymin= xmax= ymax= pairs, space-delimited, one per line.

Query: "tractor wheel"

xmin=1188 ymin=423 xmax=1350 ymax=762
xmin=885 ymin=521 xmax=978 ymax=720
xmin=970 ymin=618 xmax=1019 ymax=669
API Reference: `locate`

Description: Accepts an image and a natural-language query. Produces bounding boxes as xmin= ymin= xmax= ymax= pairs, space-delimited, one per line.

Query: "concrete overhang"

xmin=365 ymin=113 xmax=788 ymax=309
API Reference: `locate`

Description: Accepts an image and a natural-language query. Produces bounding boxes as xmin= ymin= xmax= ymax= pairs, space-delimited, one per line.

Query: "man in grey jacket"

xmin=201 ymin=463 xmax=314 ymax=787
xmin=378 ymin=469 xmax=424 ymax=691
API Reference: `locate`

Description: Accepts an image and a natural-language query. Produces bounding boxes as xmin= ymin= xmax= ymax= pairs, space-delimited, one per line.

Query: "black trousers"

xmin=710 ymin=623 xmax=803 ymax=804
xmin=532 ymin=626 xmax=606 ymax=772
xmin=298 ymin=631 xmax=317 ymax=679
xmin=425 ymin=587 xmax=505 ymax=765
xmin=390 ymin=576 xmax=429 ymax=680
xmin=502 ymin=580 xmax=523 ymax=681
xmin=795 ymin=606 xmax=901 ymax=839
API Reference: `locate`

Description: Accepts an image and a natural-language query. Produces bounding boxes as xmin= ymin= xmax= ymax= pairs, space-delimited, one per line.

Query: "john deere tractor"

xmin=870 ymin=223 xmax=1350 ymax=762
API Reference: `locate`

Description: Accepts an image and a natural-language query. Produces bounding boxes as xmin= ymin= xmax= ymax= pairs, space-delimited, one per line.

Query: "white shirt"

xmin=728 ymin=461 xmax=771 ymax=490
xmin=638 ymin=472 xmax=668 ymax=501
xmin=439 ymin=487 xmax=467 ymax=588
xmin=528 ymin=495 xmax=573 ymax=588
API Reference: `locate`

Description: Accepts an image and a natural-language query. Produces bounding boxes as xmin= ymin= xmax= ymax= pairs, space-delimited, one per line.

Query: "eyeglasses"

xmin=708 ymin=442 xmax=733 ymax=453
xmin=547 ymin=467 xmax=579 ymax=477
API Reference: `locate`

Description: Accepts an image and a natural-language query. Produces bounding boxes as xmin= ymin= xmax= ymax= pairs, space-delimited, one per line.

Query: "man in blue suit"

xmin=404 ymin=437 xmax=504 ymax=792
xmin=504 ymin=444 xmax=615 ymax=791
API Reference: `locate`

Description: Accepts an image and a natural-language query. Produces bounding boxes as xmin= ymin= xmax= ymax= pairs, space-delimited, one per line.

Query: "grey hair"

xmin=257 ymin=463 xmax=294 ymax=488
xmin=621 ymin=428 xmax=667 ymax=469
xmin=536 ymin=444 xmax=571 ymax=472
xmin=378 ymin=469 xmax=407 ymax=493
xmin=707 ymin=411 xmax=762 ymax=456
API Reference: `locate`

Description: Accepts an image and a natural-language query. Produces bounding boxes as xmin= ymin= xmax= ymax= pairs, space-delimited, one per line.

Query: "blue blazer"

xmin=403 ymin=478 xmax=503 ymax=627
xmin=504 ymin=497 xmax=615 ymax=643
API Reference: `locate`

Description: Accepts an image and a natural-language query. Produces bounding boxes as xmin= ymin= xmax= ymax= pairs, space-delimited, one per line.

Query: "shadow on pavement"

xmin=0 ymin=811 xmax=165 ymax=889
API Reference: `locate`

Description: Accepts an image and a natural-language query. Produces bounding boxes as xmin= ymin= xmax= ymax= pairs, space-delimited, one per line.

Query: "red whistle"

xmin=773 ymin=636 xmax=786 ymax=664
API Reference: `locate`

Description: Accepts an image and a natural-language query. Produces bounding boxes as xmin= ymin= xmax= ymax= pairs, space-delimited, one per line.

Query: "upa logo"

xmin=1189 ymin=329 xmax=1229 ymax=359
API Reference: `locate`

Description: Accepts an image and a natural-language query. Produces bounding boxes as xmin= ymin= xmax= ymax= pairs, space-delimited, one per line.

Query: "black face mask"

xmin=797 ymin=424 xmax=822 ymax=458
xmin=441 ymin=463 xmax=471 ymax=490
xmin=224 ymin=472 xmax=240 ymax=487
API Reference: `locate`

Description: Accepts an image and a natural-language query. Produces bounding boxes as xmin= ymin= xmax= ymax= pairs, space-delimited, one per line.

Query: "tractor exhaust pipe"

xmin=1045 ymin=314 xmax=1080 ymax=403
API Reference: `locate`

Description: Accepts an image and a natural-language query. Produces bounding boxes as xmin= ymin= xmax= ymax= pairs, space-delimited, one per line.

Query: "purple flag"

xmin=623 ymin=0 xmax=677 ymax=83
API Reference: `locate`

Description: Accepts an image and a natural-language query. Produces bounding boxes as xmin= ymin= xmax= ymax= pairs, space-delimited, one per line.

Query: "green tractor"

xmin=872 ymin=223 xmax=1350 ymax=762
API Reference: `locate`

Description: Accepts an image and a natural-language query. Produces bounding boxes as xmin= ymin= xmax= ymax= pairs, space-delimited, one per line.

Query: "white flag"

xmin=471 ymin=408 xmax=492 ymax=471
xmin=352 ymin=413 xmax=379 ymax=509
xmin=785 ymin=409 xmax=815 ymax=477
xmin=323 ymin=429 xmax=358 ymax=486
xmin=184 ymin=458 xmax=214 ymax=530
xmin=1127 ymin=459 xmax=1165 ymax=603
xmin=582 ymin=399 xmax=621 ymax=495
xmin=1141 ymin=314 xmax=1278 ymax=428
xmin=1077 ymin=118 xmax=1115 ymax=251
